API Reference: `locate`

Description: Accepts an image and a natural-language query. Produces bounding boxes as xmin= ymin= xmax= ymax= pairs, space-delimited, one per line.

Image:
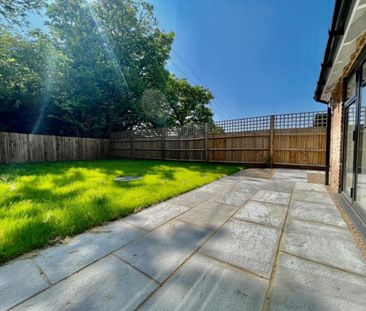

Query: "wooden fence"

xmin=0 ymin=132 xmax=109 ymax=164
xmin=110 ymin=111 xmax=328 ymax=168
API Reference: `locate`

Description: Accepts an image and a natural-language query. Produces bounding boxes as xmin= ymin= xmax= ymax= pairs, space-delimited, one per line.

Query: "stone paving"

xmin=1 ymin=169 xmax=366 ymax=310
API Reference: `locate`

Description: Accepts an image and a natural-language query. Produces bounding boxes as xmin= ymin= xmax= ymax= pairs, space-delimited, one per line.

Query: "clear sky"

xmin=150 ymin=0 xmax=334 ymax=120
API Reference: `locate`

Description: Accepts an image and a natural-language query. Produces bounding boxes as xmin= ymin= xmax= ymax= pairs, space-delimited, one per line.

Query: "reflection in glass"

xmin=347 ymin=73 xmax=356 ymax=100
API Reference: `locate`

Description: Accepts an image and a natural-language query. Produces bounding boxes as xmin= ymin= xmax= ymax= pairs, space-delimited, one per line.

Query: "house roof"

xmin=314 ymin=0 xmax=364 ymax=103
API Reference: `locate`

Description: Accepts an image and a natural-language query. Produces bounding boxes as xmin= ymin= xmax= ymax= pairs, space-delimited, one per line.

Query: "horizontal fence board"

xmin=110 ymin=111 xmax=328 ymax=168
xmin=0 ymin=132 xmax=109 ymax=164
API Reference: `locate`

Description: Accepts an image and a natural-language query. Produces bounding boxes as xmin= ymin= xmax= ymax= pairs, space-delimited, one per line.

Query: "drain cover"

xmin=114 ymin=176 xmax=142 ymax=182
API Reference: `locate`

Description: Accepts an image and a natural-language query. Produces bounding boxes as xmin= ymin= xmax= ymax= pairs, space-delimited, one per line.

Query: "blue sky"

xmin=150 ymin=0 xmax=334 ymax=120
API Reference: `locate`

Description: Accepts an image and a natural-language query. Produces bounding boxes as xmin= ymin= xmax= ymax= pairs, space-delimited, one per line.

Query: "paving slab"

xmin=140 ymin=253 xmax=268 ymax=311
xmin=251 ymin=190 xmax=291 ymax=206
xmin=295 ymin=182 xmax=328 ymax=192
xmin=261 ymin=181 xmax=295 ymax=193
xmin=14 ymin=255 xmax=158 ymax=311
xmin=290 ymin=200 xmax=346 ymax=228
xmin=0 ymin=259 xmax=49 ymax=311
xmin=216 ymin=189 xmax=254 ymax=207
xmin=221 ymin=176 xmax=270 ymax=186
xmin=282 ymin=218 xmax=366 ymax=277
xmin=115 ymin=220 xmax=211 ymax=283
xmin=272 ymin=171 xmax=308 ymax=182
xmin=199 ymin=180 xmax=234 ymax=193
xmin=269 ymin=253 xmax=366 ymax=311
xmin=178 ymin=200 xmax=238 ymax=230
xmin=168 ymin=189 xmax=214 ymax=207
xmin=234 ymin=200 xmax=287 ymax=228
xmin=200 ymin=218 xmax=280 ymax=278
xmin=35 ymin=221 xmax=145 ymax=284
xmin=292 ymin=189 xmax=334 ymax=204
xmin=125 ymin=202 xmax=189 ymax=231
xmin=273 ymin=169 xmax=308 ymax=178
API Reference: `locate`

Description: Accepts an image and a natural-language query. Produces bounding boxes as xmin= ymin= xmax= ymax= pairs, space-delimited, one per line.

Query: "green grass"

xmin=0 ymin=159 xmax=242 ymax=263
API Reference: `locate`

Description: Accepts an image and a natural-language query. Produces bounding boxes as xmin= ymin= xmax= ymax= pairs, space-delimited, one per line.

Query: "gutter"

xmin=314 ymin=0 xmax=353 ymax=103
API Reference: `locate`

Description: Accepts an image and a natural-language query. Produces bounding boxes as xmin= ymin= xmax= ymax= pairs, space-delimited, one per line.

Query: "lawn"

xmin=0 ymin=159 xmax=242 ymax=263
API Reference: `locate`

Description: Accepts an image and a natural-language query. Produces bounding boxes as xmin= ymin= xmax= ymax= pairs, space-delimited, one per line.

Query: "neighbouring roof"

xmin=315 ymin=0 xmax=366 ymax=103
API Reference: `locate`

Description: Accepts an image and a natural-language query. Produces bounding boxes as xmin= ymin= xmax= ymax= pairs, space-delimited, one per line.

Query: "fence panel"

xmin=0 ymin=132 xmax=109 ymax=164
xmin=110 ymin=110 xmax=328 ymax=168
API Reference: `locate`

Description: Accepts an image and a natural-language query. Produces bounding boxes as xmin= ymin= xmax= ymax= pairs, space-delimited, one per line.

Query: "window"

xmin=347 ymin=73 xmax=357 ymax=99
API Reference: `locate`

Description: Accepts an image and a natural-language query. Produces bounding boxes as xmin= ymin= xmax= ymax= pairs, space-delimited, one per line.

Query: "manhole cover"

xmin=114 ymin=176 xmax=142 ymax=182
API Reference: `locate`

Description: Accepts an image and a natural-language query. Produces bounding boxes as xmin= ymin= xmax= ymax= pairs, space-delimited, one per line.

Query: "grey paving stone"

xmin=168 ymin=189 xmax=214 ymax=207
xmin=199 ymin=180 xmax=234 ymax=193
xmin=292 ymin=189 xmax=334 ymax=204
xmin=234 ymin=200 xmax=287 ymax=228
xmin=221 ymin=176 xmax=269 ymax=186
xmin=216 ymin=190 xmax=253 ymax=207
xmin=0 ymin=259 xmax=49 ymax=311
xmin=295 ymin=182 xmax=328 ymax=192
xmin=125 ymin=202 xmax=189 ymax=231
xmin=261 ymin=181 xmax=295 ymax=193
xmin=290 ymin=200 xmax=346 ymax=227
xmin=236 ymin=177 xmax=271 ymax=185
xmin=273 ymin=169 xmax=308 ymax=178
xmin=178 ymin=201 xmax=238 ymax=230
xmin=14 ymin=255 xmax=158 ymax=311
xmin=232 ymin=183 xmax=259 ymax=194
xmin=35 ymin=221 xmax=145 ymax=284
xmin=282 ymin=218 xmax=366 ymax=277
xmin=140 ymin=253 xmax=268 ymax=311
xmin=200 ymin=218 xmax=280 ymax=278
xmin=115 ymin=220 xmax=211 ymax=283
xmin=251 ymin=190 xmax=291 ymax=206
xmin=269 ymin=253 xmax=366 ymax=311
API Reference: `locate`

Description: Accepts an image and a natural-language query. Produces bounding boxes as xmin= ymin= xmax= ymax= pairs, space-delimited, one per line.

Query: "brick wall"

xmin=329 ymin=100 xmax=344 ymax=192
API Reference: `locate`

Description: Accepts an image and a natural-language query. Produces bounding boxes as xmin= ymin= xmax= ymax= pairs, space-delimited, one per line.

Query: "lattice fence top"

xmin=110 ymin=111 xmax=327 ymax=137
xmin=274 ymin=111 xmax=327 ymax=129
xmin=213 ymin=116 xmax=271 ymax=133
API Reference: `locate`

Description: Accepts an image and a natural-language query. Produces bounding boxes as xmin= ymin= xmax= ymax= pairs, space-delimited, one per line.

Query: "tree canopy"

xmin=0 ymin=0 xmax=45 ymax=27
xmin=0 ymin=0 xmax=215 ymax=137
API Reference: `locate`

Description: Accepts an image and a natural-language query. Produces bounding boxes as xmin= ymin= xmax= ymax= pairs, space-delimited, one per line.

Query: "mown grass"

xmin=0 ymin=159 xmax=242 ymax=263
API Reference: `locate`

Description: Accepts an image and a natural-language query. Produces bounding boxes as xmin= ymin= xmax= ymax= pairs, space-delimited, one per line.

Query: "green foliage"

xmin=0 ymin=29 xmax=54 ymax=133
xmin=0 ymin=0 xmax=45 ymax=27
xmin=0 ymin=0 xmax=215 ymax=137
xmin=165 ymin=75 xmax=214 ymax=126
xmin=0 ymin=159 xmax=242 ymax=262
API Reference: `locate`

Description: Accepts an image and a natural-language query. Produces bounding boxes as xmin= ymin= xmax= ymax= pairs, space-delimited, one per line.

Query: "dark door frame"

xmin=341 ymin=55 xmax=366 ymax=223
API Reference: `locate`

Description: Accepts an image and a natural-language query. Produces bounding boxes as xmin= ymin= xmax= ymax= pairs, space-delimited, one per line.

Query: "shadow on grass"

xmin=0 ymin=159 xmax=243 ymax=263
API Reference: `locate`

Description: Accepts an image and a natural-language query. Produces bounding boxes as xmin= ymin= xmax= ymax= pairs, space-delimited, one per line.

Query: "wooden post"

xmin=130 ymin=131 xmax=134 ymax=158
xmin=270 ymin=115 xmax=275 ymax=167
xmin=161 ymin=128 xmax=166 ymax=160
xmin=204 ymin=123 xmax=209 ymax=162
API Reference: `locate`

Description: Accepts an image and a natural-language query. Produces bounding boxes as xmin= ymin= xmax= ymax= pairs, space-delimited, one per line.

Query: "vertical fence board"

xmin=0 ymin=132 xmax=109 ymax=164
xmin=110 ymin=111 xmax=327 ymax=168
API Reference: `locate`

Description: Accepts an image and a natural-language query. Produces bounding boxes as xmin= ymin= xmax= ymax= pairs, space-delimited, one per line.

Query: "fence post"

xmin=270 ymin=115 xmax=275 ymax=167
xmin=161 ymin=128 xmax=166 ymax=160
xmin=204 ymin=123 xmax=209 ymax=162
xmin=130 ymin=130 xmax=134 ymax=158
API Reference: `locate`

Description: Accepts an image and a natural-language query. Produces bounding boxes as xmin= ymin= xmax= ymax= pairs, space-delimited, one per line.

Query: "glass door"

xmin=356 ymin=63 xmax=366 ymax=219
xmin=343 ymin=101 xmax=357 ymax=198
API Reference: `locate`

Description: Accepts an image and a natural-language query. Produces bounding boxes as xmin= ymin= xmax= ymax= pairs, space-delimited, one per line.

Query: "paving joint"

xmin=261 ymin=176 xmax=295 ymax=311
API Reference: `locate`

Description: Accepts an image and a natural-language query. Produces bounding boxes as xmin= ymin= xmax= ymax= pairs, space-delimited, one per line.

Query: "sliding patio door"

xmin=356 ymin=63 xmax=366 ymax=218
xmin=343 ymin=101 xmax=357 ymax=198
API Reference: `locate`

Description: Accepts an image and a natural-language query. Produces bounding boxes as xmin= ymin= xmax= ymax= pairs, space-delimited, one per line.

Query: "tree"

xmin=45 ymin=0 xmax=174 ymax=136
xmin=0 ymin=0 xmax=45 ymax=27
xmin=0 ymin=29 xmax=53 ymax=133
xmin=0 ymin=0 xmax=215 ymax=137
xmin=165 ymin=75 xmax=214 ymax=127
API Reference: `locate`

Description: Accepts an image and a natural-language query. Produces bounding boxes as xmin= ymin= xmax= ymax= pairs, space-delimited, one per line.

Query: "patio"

xmin=1 ymin=168 xmax=366 ymax=310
